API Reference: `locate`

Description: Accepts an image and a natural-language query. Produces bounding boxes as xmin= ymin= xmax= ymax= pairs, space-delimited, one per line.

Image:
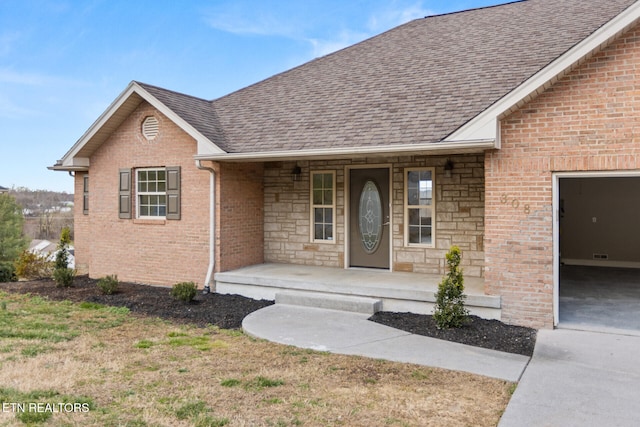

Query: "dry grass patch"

xmin=0 ymin=291 xmax=513 ymax=426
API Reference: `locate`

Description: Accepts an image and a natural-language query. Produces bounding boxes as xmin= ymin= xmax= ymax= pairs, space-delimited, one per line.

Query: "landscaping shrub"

xmin=433 ymin=246 xmax=469 ymax=329
xmin=53 ymin=227 xmax=75 ymax=287
xmin=97 ymin=275 xmax=119 ymax=295
xmin=0 ymin=261 xmax=17 ymax=282
xmin=171 ymin=282 xmax=197 ymax=302
xmin=14 ymin=250 xmax=53 ymax=280
xmin=53 ymin=267 xmax=76 ymax=288
xmin=54 ymin=227 xmax=71 ymax=270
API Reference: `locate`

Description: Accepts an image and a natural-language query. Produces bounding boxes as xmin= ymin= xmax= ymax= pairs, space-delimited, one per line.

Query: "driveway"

xmin=499 ymin=328 xmax=640 ymax=426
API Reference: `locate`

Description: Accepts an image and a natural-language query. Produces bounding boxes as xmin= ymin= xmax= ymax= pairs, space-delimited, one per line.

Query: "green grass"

xmin=220 ymin=378 xmax=241 ymax=388
xmin=174 ymin=400 xmax=230 ymax=427
xmin=175 ymin=400 xmax=208 ymax=420
xmin=20 ymin=344 xmax=52 ymax=357
xmin=245 ymin=376 xmax=285 ymax=391
xmin=0 ymin=291 xmax=130 ymax=359
xmin=166 ymin=333 xmax=218 ymax=351
xmin=135 ymin=339 xmax=154 ymax=349
xmin=134 ymin=330 xmax=228 ymax=352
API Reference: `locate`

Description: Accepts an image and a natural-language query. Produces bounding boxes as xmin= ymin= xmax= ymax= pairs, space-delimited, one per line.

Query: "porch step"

xmin=216 ymin=264 xmax=502 ymax=320
xmin=275 ymin=291 xmax=383 ymax=315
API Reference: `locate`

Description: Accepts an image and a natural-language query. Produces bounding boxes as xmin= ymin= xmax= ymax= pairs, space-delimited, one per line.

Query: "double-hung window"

xmin=405 ymin=168 xmax=434 ymax=246
xmin=310 ymin=171 xmax=336 ymax=242
xmin=118 ymin=166 xmax=180 ymax=220
xmin=137 ymin=168 xmax=167 ymax=218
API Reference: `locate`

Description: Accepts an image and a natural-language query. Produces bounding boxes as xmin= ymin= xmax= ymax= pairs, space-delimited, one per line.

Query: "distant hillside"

xmin=4 ymin=187 xmax=74 ymax=241
xmin=7 ymin=187 xmax=74 ymax=216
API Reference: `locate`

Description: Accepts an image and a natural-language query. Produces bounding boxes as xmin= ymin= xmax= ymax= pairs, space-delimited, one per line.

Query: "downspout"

xmin=196 ymin=160 xmax=216 ymax=294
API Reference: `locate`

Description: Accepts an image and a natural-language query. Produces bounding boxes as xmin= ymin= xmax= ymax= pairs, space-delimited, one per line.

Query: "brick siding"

xmin=78 ymin=102 xmax=211 ymax=286
xmin=216 ymin=162 xmax=265 ymax=272
xmin=486 ymin=26 xmax=640 ymax=328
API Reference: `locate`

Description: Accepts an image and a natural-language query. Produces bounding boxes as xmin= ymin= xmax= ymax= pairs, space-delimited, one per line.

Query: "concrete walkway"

xmin=499 ymin=328 xmax=640 ymax=427
xmin=244 ymin=305 xmax=640 ymax=426
xmin=242 ymin=304 xmax=530 ymax=382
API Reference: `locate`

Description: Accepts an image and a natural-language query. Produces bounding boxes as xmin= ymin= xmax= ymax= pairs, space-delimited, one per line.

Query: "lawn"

xmin=0 ymin=291 xmax=514 ymax=426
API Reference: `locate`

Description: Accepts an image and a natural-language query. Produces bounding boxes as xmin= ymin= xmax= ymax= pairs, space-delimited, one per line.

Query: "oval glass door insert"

xmin=358 ymin=180 xmax=383 ymax=254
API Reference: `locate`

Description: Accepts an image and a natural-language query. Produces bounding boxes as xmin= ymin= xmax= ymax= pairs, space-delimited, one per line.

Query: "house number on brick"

xmin=501 ymin=193 xmax=530 ymax=215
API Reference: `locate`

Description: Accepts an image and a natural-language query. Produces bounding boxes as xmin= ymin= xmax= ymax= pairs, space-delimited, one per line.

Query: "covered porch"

xmin=215 ymin=263 xmax=501 ymax=320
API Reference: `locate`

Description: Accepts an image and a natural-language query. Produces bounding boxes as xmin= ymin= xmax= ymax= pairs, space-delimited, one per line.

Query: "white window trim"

xmin=404 ymin=167 xmax=436 ymax=248
xmin=310 ymin=170 xmax=337 ymax=244
xmin=136 ymin=167 xmax=167 ymax=220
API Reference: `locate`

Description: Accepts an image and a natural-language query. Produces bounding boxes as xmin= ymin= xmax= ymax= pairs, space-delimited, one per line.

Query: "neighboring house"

xmin=28 ymin=240 xmax=75 ymax=269
xmin=51 ymin=0 xmax=640 ymax=328
xmin=0 ymin=186 xmax=8 ymax=194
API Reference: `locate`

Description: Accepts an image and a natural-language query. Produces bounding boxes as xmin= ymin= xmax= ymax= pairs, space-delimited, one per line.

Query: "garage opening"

xmin=557 ymin=176 xmax=640 ymax=332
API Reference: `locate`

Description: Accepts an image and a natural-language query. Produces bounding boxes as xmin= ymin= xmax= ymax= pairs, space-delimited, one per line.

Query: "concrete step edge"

xmin=275 ymin=291 xmax=383 ymax=315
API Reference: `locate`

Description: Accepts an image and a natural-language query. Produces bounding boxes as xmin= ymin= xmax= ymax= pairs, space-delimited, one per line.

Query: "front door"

xmin=349 ymin=168 xmax=390 ymax=269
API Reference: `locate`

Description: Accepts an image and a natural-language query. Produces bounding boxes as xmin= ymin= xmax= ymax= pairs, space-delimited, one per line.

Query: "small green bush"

xmin=171 ymin=282 xmax=197 ymax=302
xmin=54 ymin=227 xmax=72 ymax=270
xmin=97 ymin=275 xmax=119 ymax=295
xmin=433 ymin=246 xmax=469 ymax=329
xmin=53 ymin=267 xmax=76 ymax=288
xmin=0 ymin=262 xmax=17 ymax=282
xmin=52 ymin=227 xmax=75 ymax=287
xmin=14 ymin=250 xmax=54 ymax=280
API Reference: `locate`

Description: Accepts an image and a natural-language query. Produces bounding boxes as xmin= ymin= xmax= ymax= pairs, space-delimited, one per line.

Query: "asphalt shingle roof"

xmin=141 ymin=0 xmax=638 ymax=155
xmin=137 ymin=83 xmax=226 ymax=147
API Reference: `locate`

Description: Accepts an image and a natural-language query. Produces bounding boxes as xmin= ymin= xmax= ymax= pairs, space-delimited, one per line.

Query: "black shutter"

xmin=83 ymin=175 xmax=89 ymax=215
xmin=119 ymin=168 xmax=132 ymax=219
xmin=166 ymin=166 xmax=181 ymax=220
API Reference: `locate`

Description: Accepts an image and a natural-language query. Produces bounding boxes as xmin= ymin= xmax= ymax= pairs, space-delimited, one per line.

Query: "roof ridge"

xmin=423 ymin=0 xmax=526 ymax=20
xmin=210 ymin=1 xmax=529 ymax=105
xmin=135 ymin=81 xmax=213 ymax=104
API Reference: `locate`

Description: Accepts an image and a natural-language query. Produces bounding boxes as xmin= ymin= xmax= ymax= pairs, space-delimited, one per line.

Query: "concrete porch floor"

xmin=215 ymin=263 xmax=501 ymax=319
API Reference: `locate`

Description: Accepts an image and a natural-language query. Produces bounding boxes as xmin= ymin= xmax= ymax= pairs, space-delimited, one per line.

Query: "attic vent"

xmin=141 ymin=116 xmax=159 ymax=141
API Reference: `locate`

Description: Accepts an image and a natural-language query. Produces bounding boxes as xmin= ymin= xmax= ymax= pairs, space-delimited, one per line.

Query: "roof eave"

xmin=447 ymin=0 xmax=640 ymax=144
xmin=48 ymin=164 xmax=90 ymax=172
xmin=53 ymin=81 xmax=224 ymax=171
xmin=194 ymin=139 xmax=496 ymax=162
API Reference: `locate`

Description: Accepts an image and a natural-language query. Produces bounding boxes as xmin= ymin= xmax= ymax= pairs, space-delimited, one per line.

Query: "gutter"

xmin=193 ymin=139 xmax=496 ymax=162
xmin=196 ymin=160 xmax=216 ymax=294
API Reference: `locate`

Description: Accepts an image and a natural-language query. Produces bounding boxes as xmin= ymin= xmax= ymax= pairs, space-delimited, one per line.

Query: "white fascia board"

xmin=446 ymin=1 xmax=640 ymax=145
xmin=194 ymin=139 xmax=495 ymax=162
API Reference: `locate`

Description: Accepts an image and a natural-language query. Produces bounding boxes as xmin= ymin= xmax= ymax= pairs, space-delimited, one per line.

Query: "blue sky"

xmin=0 ymin=0 xmax=506 ymax=193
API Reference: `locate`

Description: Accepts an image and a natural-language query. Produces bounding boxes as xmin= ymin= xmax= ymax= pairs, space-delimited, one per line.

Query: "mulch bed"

xmin=0 ymin=276 xmax=274 ymax=329
xmin=369 ymin=312 xmax=536 ymax=357
xmin=1 ymin=276 xmax=536 ymax=356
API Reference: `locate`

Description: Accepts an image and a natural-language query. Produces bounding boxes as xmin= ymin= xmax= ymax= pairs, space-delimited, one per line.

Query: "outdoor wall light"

xmin=444 ymin=159 xmax=454 ymax=177
xmin=291 ymin=165 xmax=302 ymax=181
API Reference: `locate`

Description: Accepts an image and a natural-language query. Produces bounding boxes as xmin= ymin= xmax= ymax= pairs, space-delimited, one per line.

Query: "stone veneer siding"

xmin=76 ymin=102 xmax=211 ymax=286
xmin=263 ymin=155 xmax=485 ymax=277
xmin=485 ymin=25 xmax=640 ymax=328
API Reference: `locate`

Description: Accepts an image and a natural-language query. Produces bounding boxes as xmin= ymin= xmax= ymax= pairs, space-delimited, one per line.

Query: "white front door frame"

xmin=552 ymin=170 xmax=640 ymax=326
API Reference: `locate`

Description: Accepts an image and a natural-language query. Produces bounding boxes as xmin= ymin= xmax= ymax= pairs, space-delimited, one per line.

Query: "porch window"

xmin=405 ymin=168 xmax=435 ymax=246
xmin=310 ymin=171 xmax=336 ymax=242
